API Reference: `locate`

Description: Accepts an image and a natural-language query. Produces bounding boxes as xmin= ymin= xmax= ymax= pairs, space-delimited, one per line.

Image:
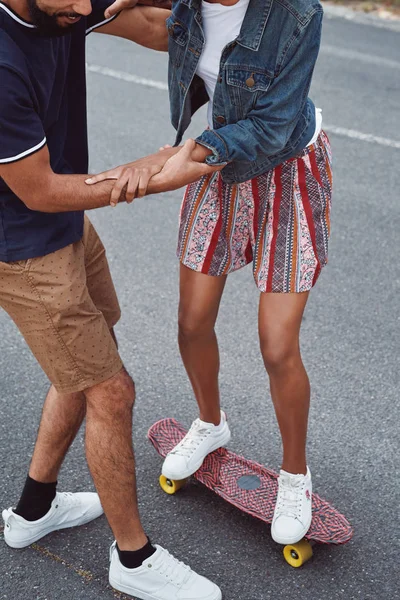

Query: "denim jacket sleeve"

xmin=195 ymin=9 xmax=323 ymax=166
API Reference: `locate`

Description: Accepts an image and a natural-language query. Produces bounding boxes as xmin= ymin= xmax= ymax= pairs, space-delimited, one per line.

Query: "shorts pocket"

xmin=8 ymin=258 xmax=33 ymax=272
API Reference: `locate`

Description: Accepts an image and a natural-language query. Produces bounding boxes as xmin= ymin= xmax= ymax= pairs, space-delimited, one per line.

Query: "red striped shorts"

xmin=177 ymin=131 xmax=332 ymax=293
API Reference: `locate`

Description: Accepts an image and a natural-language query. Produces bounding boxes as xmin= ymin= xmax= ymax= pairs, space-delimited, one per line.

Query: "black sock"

xmin=117 ymin=538 xmax=156 ymax=569
xmin=14 ymin=475 xmax=57 ymax=522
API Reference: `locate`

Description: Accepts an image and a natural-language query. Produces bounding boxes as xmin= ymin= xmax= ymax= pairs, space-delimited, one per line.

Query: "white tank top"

xmin=196 ymin=0 xmax=250 ymax=128
xmin=196 ymin=0 xmax=322 ymax=146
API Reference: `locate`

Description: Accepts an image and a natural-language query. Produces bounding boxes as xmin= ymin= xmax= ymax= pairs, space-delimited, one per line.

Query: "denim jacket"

xmin=167 ymin=0 xmax=323 ymax=183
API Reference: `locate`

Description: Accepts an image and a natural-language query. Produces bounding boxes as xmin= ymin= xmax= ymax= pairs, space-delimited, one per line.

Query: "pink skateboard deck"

xmin=148 ymin=418 xmax=353 ymax=565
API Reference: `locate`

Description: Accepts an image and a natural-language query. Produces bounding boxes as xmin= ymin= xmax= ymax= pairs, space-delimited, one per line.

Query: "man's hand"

xmin=104 ymin=0 xmax=171 ymax=19
xmin=85 ymin=140 xmax=225 ymax=204
xmin=85 ymin=147 xmax=178 ymax=206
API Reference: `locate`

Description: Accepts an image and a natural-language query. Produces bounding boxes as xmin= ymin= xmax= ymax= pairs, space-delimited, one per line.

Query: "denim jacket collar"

xmin=181 ymin=0 xmax=274 ymax=51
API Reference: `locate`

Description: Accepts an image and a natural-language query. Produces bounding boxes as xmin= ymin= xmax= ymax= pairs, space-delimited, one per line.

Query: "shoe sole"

xmin=271 ymin=515 xmax=313 ymax=545
xmin=109 ymin=577 xmax=222 ymax=600
xmin=4 ymin=507 xmax=103 ymax=549
xmin=162 ymin=430 xmax=232 ymax=481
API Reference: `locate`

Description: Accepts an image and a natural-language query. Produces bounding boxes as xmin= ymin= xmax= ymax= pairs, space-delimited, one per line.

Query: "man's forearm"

xmin=35 ymin=174 xmax=126 ymax=212
xmin=73 ymin=142 xmax=216 ymax=206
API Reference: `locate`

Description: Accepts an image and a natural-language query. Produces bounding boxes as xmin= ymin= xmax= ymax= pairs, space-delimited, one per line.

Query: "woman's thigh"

xmin=179 ymin=264 xmax=227 ymax=330
xmin=258 ymin=291 xmax=309 ymax=359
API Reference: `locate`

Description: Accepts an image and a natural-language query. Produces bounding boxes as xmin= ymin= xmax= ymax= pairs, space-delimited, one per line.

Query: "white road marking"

xmin=86 ymin=63 xmax=400 ymax=151
xmin=86 ymin=63 xmax=168 ymax=91
xmin=323 ymin=125 xmax=400 ymax=149
xmin=321 ymin=45 xmax=400 ymax=70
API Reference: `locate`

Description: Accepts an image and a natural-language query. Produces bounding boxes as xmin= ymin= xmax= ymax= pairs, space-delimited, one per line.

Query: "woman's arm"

xmin=86 ymin=141 xmax=223 ymax=201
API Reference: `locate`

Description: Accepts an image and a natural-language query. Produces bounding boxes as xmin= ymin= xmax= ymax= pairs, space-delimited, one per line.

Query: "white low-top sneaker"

xmin=109 ymin=542 xmax=222 ymax=600
xmin=2 ymin=491 xmax=103 ymax=548
xmin=162 ymin=411 xmax=231 ymax=480
xmin=271 ymin=467 xmax=313 ymax=545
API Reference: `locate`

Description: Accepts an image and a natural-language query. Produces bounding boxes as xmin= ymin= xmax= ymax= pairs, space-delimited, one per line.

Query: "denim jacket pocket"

xmin=167 ymin=16 xmax=189 ymax=68
xmin=225 ymin=66 xmax=274 ymax=112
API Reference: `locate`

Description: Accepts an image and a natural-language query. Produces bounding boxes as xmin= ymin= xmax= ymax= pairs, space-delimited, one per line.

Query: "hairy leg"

xmin=28 ymin=328 xmax=118 ymax=483
xmin=29 ymin=385 xmax=86 ymax=483
xmin=84 ymin=368 xmax=146 ymax=550
xmin=259 ymin=292 xmax=310 ymax=474
xmin=178 ymin=265 xmax=227 ymax=425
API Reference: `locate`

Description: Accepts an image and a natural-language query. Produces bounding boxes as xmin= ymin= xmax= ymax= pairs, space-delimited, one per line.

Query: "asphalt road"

xmin=1 ymin=6 xmax=399 ymax=600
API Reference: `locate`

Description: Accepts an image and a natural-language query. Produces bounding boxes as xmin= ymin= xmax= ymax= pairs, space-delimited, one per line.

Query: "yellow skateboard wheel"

xmin=159 ymin=475 xmax=188 ymax=495
xmin=283 ymin=539 xmax=313 ymax=567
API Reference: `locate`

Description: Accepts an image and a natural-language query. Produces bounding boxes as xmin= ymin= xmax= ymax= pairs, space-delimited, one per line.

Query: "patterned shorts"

xmin=177 ymin=131 xmax=332 ymax=293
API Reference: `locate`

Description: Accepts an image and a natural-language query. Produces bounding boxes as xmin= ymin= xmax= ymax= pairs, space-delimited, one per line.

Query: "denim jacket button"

xmin=216 ymin=115 xmax=225 ymax=124
xmin=246 ymin=76 xmax=255 ymax=88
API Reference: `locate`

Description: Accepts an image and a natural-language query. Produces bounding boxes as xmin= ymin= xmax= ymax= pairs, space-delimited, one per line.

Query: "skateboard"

xmin=148 ymin=418 xmax=353 ymax=568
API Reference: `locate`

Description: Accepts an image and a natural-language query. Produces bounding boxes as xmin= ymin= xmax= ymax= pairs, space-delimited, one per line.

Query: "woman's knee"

xmin=178 ymin=308 xmax=214 ymax=343
xmin=259 ymin=336 xmax=300 ymax=372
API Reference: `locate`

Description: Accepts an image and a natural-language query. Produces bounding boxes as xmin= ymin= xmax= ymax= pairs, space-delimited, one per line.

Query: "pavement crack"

xmin=28 ymin=543 xmax=132 ymax=599
xmin=1 ymin=527 xmax=132 ymax=598
xmin=31 ymin=543 xmax=94 ymax=582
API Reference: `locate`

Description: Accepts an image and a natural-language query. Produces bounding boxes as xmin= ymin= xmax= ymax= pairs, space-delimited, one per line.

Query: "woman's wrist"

xmin=191 ymin=142 xmax=214 ymax=163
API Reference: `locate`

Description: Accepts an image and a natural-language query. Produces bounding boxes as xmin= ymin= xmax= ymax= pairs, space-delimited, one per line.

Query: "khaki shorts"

xmin=0 ymin=216 xmax=123 ymax=393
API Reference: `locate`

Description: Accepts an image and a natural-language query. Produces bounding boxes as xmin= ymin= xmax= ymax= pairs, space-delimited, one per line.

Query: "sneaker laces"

xmin=153 ymin=547 xmax=192 ymax=586
xmin=169 ymin=420 xmax=212 ymax=459
xmin=276 ymin=477 xmax=305 ymax=519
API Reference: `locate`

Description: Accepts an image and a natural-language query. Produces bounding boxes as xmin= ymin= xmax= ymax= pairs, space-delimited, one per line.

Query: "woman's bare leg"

xmin=178 ymin=265 xmax=227 ymax=425
xmin=258 ymin=291 xmax=310 ymax=474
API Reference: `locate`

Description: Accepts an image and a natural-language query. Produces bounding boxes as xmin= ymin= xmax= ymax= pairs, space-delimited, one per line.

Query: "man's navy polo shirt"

xmin=0 ymin=0 xmax=113 ymax=262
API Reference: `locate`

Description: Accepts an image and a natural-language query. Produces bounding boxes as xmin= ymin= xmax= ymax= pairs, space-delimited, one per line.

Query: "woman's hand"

xmin=104 ymin=0 xmax=171 ymax=20
xmin=150 ymin=139 xmax=224 ymax=193
xmin=85 ymin=148 xmax=178 ymax=206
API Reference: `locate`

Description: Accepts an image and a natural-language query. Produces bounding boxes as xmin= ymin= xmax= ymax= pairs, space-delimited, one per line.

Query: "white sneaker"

xmin=162 ymin=411 xmax=231 ymax=480
xmin=271 ymin=467 xmax=313 ymax=545
xmin=2 ymin=491 xmax=103 ymax=548
xmin=109 ymin=542 xmax=222 ymax=600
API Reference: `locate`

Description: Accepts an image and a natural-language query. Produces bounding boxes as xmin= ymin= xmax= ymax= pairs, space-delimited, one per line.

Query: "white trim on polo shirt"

xmin=0 ymin=2 xmax=119 ymax=36
xmin=85 ymin=13 xmax=118 ymax=35
xmin=0 ymin=137 xmax=47 ymax=164
xmin=0 ymin=2 xmax=36 ymax=27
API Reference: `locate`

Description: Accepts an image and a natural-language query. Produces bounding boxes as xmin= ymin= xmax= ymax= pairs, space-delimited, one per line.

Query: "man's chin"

xmin=34 ymin=20 xmax=76 ymax=36
xmin=28 ymin=1 xmax=81 ymax=36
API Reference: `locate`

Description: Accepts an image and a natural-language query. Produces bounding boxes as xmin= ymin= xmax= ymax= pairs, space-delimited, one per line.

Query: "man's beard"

xmin=27 ymin=0 xmax=82 ymax=37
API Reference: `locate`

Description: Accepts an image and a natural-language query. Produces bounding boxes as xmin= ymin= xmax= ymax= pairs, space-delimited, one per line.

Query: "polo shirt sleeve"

xmin=86 ymin=0 xmax=119 ymax=34
xmin=0 ymin=66 xmax=46 ymax=164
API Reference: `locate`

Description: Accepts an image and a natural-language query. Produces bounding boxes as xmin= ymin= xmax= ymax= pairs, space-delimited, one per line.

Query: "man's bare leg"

xmin=28 ymin=385 xmax=86 ymax=483
xmin=17 ymin=367 xmax=147 ymax=550
xmin=14 ymin=384 xmax=87 ymax=521
xmin=84 ymin=367 xmax=147 ymax=550
xmin=26 ymin=328 xmax=119 ymax=483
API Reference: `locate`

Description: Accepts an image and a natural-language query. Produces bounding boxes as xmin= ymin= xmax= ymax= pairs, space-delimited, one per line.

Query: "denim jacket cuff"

xmin=195 ymin=130 xmax=229 ymax=166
